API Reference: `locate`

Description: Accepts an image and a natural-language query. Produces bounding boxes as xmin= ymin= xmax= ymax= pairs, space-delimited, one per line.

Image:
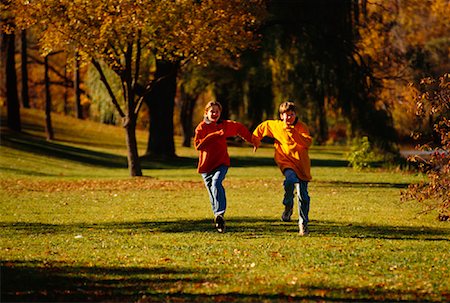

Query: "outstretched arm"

xmin=224 ymin=121 xmax=256 ymax=149
xmin=252 ymin=134 xmax=261 ymax=152
xmin=252 ymin=121 xmax=272 ymax=152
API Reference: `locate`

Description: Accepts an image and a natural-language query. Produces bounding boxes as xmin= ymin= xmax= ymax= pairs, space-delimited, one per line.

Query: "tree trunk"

xmin=44 ymin=55 xmax=54 ymax=140
xmin=63 ymin=62 xmax=69 ymax=114
xmin=315 ymin=87 xmax=328 ymax=145
xmin=179 ymin=85 xmax=196 ymax=147
xmin=144 ymin=60 xmax=178 ymax=159
xmin=74 ymin=51 xmax=82 ymax=119
xmin=20 ymin=30 xmax=30 ymax=108
xmin=3 ymin=32 xmax=21 ymax=131
xmin=124 ymin=116 xmax=142 ymax=176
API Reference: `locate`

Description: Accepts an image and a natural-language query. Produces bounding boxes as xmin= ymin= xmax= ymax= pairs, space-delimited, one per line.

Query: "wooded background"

xmin=1 ymin=0 xmax=449 ymax=176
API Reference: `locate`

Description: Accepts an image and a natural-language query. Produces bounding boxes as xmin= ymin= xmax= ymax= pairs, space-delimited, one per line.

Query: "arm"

xmin=252 ymin=121 xmax=273 ymax=152
xmin=233 ymin=121 xmax=253 ymax=144
xmin=296 ymin=122 xmax=313 ymax=148
xmin=221 ymin=120 xmax=255 ymax=146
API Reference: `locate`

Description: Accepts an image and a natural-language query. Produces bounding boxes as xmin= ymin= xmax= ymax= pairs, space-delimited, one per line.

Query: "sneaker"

xmin=281 ymin=205 xmax=293 ymax=222
xmin=299 ymin=224 xmax=309 ymax=236
xmin=214 ymin=215 xmax=225 ymax=233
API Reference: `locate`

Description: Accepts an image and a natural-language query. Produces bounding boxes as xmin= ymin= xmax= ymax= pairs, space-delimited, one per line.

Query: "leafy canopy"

xmin=11 ymin=0 xmax=265 ymax=68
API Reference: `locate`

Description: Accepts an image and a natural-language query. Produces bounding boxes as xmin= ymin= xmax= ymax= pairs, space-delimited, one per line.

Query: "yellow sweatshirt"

xmin=253 ymin=119 xmax=312 ymax=181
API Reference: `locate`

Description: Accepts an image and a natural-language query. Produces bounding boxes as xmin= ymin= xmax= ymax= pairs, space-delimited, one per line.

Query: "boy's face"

xmin=206 ymin=105 xmax=221 ymax=122
xmin=280 ymin=110 xmax=296 ymax=125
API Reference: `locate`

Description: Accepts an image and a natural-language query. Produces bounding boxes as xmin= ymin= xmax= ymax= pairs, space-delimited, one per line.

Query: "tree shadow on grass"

xmin=230 ymin=157 xmax=349 ymax=168
xmin=315 ymin=180 xmax=410 ymax=189
xmin=1 ymin=130 xmax=196 ymax=170
xmin=2 ymin=219 xmax=449 ymax=241
xmin=2 ymin=219 xmax=448 ymax=302
xmin=1 ymin=131 xmax=193 ymax=170
xmin=1 ymin=260 xmax=442 ymax=303
xmin=1 ymin=131 xmax=128 ymax=168
xmin=2 ymin=131 xmax=349 ymax=172
xmin=1 ymin=260 xmax=207 ymax=303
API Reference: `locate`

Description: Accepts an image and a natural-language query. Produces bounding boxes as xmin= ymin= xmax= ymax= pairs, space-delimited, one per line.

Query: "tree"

xmin=177 ymin=63 xmax=212 ymax=147
xmin=74 ymin=50 xmax=82 ymax=119
xmin=358 ymin=0 xmax=450 ymax=143
xmin=10 ymin=0 xmax=265 ymax=176
xmin=44 ymin=54 xmax=54 ymax=140
xmin=401 ymin=74 xmax=450 ymax=221
xmin=144 ymin=60 xmax=178 ymax=159
xmin=20 ymin=29 xmax=30 ymax=108
xmin=1 ymin=3 xmax=21 ymax=131
xmin=209 ymin=0 xmax=395 ymax=148
xmin=1 ymin=31 xmax=21 ymax=132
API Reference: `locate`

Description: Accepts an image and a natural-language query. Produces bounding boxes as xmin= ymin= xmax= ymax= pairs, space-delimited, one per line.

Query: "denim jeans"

xmin=283 ymin=169 xmax=310 ymax=225
xmin=201 ymin=165 xmax=228 ymax=216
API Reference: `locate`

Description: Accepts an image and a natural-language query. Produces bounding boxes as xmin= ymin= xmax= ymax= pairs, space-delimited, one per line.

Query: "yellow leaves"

xmin=32 ymin=0 xmax=263 ymax=66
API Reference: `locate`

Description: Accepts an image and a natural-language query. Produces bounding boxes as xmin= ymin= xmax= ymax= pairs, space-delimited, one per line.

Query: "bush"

xmin=401 ymin=74 xmax=450 ymax=221
xmin=346 ymin=136 xmax=378 ymax=170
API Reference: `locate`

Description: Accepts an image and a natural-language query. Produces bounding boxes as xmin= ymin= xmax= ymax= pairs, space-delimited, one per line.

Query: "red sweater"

xmin=194 ymin=119 xmax=253 ymax=173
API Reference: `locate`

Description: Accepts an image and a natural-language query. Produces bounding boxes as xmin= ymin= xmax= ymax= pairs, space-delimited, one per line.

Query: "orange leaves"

xmin=0 ymin=178 xmax=204 ymax=193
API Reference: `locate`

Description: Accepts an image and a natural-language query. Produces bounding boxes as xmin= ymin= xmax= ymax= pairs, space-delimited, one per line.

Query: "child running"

xmin=194 ymin=101 xmax=254 ymax=233
xmin=252 ymin=101 xmax=312 ymax=235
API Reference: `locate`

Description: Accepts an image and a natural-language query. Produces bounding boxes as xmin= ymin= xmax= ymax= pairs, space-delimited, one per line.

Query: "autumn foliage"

xmin=401 ymin=74 xmax=450 ymax=221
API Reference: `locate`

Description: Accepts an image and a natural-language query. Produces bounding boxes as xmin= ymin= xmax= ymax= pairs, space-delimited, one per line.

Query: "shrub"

xmin=401 ymin=74 xmax=450 ymax=221
xmin=346 ymin=136 xmax=378 ymax=170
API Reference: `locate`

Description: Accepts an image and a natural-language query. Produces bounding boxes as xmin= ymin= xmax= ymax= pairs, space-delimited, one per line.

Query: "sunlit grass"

xmin=1 ymin=108 xmax=449 ymax=302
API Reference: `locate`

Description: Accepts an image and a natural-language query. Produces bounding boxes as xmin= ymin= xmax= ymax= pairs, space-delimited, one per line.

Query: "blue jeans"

xmin=283 ymin=169 xmax=310 ymax=225
xmin=201 ymin=165 xmax=228 ymax=216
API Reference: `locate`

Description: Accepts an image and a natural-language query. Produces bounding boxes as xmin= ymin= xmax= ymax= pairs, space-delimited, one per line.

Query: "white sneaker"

xmin=299 ymin=224 xmax=309 ymax=236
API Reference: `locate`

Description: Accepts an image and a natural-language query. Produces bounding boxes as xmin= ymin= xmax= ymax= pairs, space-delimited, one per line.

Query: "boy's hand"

xmin=252 ymin=135 xmax=260 ymax=152
xmin=253 ymin=141 xmax=260 ymax=153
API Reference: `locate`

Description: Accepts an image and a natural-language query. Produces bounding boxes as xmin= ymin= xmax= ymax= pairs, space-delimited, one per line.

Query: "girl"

xmin=194 ymin=101 xmax=254 ymax=233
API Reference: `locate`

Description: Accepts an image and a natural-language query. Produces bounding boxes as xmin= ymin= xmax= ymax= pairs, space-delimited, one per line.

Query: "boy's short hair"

xmin=278 ymin=101 xmax=296 ymax=116
xmin=204 ymin=101 xmax=222 ymax=112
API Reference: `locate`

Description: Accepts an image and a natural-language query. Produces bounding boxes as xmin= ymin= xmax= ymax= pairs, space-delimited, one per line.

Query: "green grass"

xmin=1 ymin=108 xmax=449 ymax=302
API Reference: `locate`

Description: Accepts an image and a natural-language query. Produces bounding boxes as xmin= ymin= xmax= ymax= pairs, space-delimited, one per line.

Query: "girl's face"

xmin=206 ymin=105 xmax=221 ymax=122
xmin=280 ymin=110 xmax=296 ymax=125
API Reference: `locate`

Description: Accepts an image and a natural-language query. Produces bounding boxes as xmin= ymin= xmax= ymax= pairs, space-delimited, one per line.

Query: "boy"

xmin=194 ymin=101 xmax=254 ymax=233
xmin=253 ymin=101 xmax=312 ymax=235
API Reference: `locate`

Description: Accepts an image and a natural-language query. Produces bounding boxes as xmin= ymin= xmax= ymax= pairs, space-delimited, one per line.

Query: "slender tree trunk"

xmin=20 ymin=30 xmax=30 ymax=108
xmin=144 ymin=60 xmax=178 ymax=159
xmin=124 ymin=42 xmax=142 ymax=177
xmin=44 ymin=55 xmax=54 ymax=140
xmin=91 ymin=57 xmax=142 ymax=177
xmin=74 ymin=51 xmax=82 ymax=119
xmin=315 ymin=86 xmax=328 ymax=145
xmin=63 ymin=62 xmax=69 ymax=114
xmin=3 ymin=32 xmax=21 ymax=131
xmin=124 ymin=116 xmax=142 ymax=176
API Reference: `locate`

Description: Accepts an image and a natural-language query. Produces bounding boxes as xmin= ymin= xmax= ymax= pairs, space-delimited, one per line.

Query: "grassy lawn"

xmin=1 ymin=109 xmax=449 ymax=302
